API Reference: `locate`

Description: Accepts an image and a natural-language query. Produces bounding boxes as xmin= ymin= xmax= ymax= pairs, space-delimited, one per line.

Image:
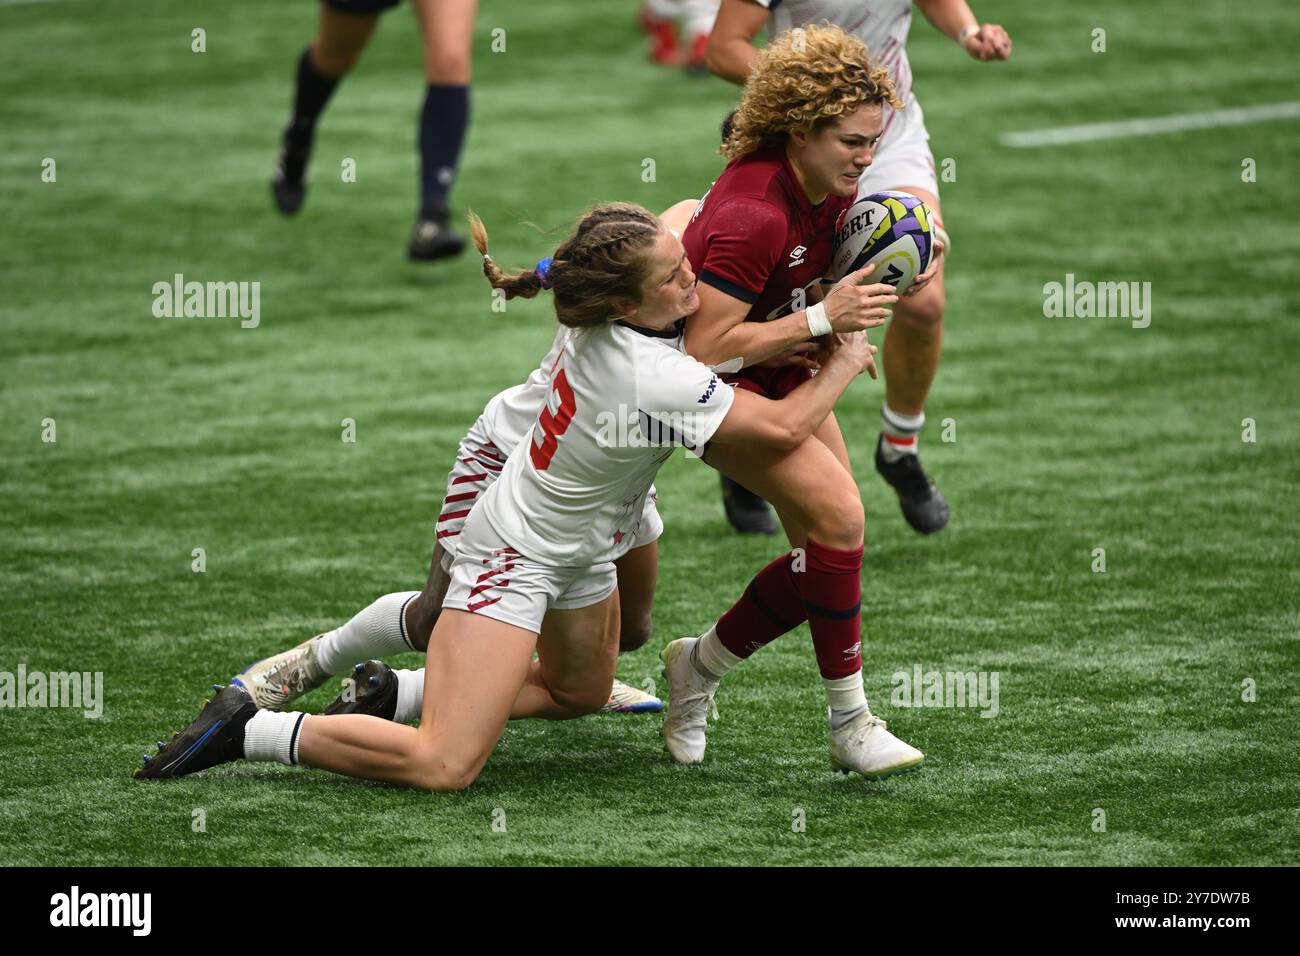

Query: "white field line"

xmin=1000 ymin=101 xmax=1300 ymax=148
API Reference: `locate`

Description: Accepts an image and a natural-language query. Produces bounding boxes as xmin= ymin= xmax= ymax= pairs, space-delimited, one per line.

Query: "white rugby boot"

xmin=659 ymin=637 xmax=719 ymax=764
xmin=828 ymin=708 xmax=924 ymax=779
xmin=231 ymin=636 xmax=329 ymax=711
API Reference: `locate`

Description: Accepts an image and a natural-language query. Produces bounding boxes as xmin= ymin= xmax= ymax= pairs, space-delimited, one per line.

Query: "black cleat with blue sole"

xmin=135 ymin=684 xmax=257 ymax=780
xmin=324 ymin=660 xmax=399 ymax=721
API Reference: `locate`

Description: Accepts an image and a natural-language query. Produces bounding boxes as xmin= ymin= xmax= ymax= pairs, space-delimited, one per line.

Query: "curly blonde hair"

xmin=722 ymin=23 xmax=903 ymax=161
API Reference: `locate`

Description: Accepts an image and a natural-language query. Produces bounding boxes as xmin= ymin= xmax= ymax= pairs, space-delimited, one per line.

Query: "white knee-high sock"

xmin=315 ymin=592 xmax=420 ymax=675
xmin=392 ymin=668 xmax=426 ymax=724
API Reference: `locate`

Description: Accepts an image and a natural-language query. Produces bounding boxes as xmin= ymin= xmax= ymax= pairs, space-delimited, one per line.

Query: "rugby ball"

xmin=830 ymin=191 xmax=936 ymax=294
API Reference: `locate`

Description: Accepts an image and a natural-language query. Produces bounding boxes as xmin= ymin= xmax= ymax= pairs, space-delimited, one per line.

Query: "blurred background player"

xmin=638 ymin=0 xmax=721 ymax=72
xmin=706 ymin=0 xmax=1011 ymax=534
xmin=270 ymin=0 xmax=479 ymax=262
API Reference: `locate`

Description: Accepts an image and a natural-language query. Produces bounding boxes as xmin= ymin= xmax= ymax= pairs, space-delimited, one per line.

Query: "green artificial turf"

xmin=1 ymin=0 xmax=1297 ymax=866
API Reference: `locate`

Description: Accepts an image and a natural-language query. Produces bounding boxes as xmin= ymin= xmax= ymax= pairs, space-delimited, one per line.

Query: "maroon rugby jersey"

xmin=683 ymin=146 xmax=852 ymax=326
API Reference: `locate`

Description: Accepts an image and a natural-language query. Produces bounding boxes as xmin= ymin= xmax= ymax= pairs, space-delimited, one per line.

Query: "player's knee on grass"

xmin=618 ymin=612 xmax=653 ymax=653
xmin=408 ymin=741 xmax=481 ymax=793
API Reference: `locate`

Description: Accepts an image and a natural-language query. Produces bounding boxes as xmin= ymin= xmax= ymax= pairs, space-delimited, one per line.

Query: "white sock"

xmin=315 ymin=591 xmax=420 ymax=675
xmin=644 ymin=0 xmax=682 ymax=19
xmin=393 ymin=668 xmax=425 ymax=724
xmin=243 ymin=710 xmax=306 ymax=764
xmin=825 ymin=671 xmax=869 ymax=730
xmin=682 ymin=0 xmax=718 ymax=35
xmin=881 ymin=404 xmax=925 ymax=464
xmin=691 ymin=626 xmax=739 ymax=682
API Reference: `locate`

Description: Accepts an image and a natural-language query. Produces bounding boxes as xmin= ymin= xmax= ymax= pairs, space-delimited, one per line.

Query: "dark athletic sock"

xmin=287 ymin=47 xmax=341 ymax=148
xmin=418 ymin=83 xmax=470 ymax=218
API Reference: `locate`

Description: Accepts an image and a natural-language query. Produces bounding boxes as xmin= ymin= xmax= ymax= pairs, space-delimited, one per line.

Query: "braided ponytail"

xmin=467 ymin=210 xmax=546 ymax=300
xmin=470 ymin=203 xmax=663 ymax=330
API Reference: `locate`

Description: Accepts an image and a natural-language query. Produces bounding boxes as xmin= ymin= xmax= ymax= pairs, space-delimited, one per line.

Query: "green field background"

xmin=1 ymin=0 xmax=1297 ymax=865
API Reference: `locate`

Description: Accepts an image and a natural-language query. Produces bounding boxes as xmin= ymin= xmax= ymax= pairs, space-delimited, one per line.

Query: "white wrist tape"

xmin=805 ymin=301 xmax=832 ymax=337
xmin=957 ymin=24 xmax=980 ymax=45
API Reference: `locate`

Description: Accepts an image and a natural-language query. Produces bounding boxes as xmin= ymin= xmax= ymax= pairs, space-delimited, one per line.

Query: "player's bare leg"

xmin=142 ymin=608 xmax=534 ymax=788
xmin=614 ymin=540 xmax=657 ymax=652
xmin=310 ymin=538 xmax=665 ymax=717
xmin=707 ymin=434 xmax=863 ymax=551
xmin=403 ymin=541 xmax=453 ymax=652
xmin=876 ymin=183 xmax=950 ymax=533
xmin=295 ymin=609 xmax=538 ymax=790
xmin=296 ymin=594 xmax=620 ymax=789
xmin=329 ymin=595 xmax=626 ymax=721
xmin=676 ymin=432 xmax=921 ymax=776
xmin=510 ymin=594 xmax=622 ymax=719
xmin=272 ymin=4 xmax=381 ymax=214
xmin=407 ymin=0 xmax=477 ymax=261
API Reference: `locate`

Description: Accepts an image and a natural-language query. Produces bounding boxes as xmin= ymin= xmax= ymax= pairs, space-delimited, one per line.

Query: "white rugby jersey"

xmin=479 ymin=319 xmax=734 ymax=566
xmin=755 ymin=0 xmax=916 ymax=140
xmin=479 ymin=328 xmax=566 ymax=453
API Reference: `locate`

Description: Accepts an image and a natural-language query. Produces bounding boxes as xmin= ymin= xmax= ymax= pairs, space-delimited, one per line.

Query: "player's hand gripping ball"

xmin=830 ymin=191 xmax=937 ymax=295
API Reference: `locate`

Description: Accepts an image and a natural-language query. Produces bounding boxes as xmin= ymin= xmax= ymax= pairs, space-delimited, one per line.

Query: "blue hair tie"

xmin=535 ymin=257 xmax=554 ymax=290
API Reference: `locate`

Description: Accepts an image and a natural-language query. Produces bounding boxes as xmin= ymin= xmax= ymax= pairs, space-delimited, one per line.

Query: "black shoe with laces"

xmin=408 ymin=208 xmax=466 ymax=262
xmin=873 ymin=433 xmax=950 ymax=534
xmin=134 ymin=684 xmax=258 ymax=780
xmin=324 ymin=661 xmax=399 ymax=721
xmin=720 ymin=473 xmax=778 ymax=535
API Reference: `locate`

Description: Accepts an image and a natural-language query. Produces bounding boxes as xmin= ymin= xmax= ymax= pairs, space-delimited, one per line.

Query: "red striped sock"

xmin=715 ymin=551 xmax=806 ymax=658
xmin=882 ymin=432 xmax=917 ymax=454
xmin=799 ymin=537 xmax=864 ymax=680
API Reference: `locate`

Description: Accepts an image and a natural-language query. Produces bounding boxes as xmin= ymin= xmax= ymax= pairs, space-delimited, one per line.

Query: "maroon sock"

xmin=799 ymin=537 xmax=864 ymax=679
xmin=715 ymin=552 xmax=807 ymax=658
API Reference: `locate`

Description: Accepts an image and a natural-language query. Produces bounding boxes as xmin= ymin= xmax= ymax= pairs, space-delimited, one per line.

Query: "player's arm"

xmin=914 ymin=0 xmax=1012 ymax=60
xmin=685 ymin=282 xmax=820 ymax=368
xmin=683 ymin=199 xmax=896 ymax=368
xmin=709 ymin=333 xmax=878 ymax=451
xmin=706 ymin=0 xmax=768 ymax=84
xmin=686 ymin=265 xmax=897 ymax=369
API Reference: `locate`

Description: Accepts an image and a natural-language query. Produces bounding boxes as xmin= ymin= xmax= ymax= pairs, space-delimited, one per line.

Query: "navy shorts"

xmin=323 ymin=0 xmax=402 ymax=14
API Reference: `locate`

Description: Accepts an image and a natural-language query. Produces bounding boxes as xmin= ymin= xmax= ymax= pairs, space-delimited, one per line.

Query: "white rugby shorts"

xmin=442 ymin=505 xmax=619 ymax=633
xmin=857 ymin=94 xmax=940 ymax=203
